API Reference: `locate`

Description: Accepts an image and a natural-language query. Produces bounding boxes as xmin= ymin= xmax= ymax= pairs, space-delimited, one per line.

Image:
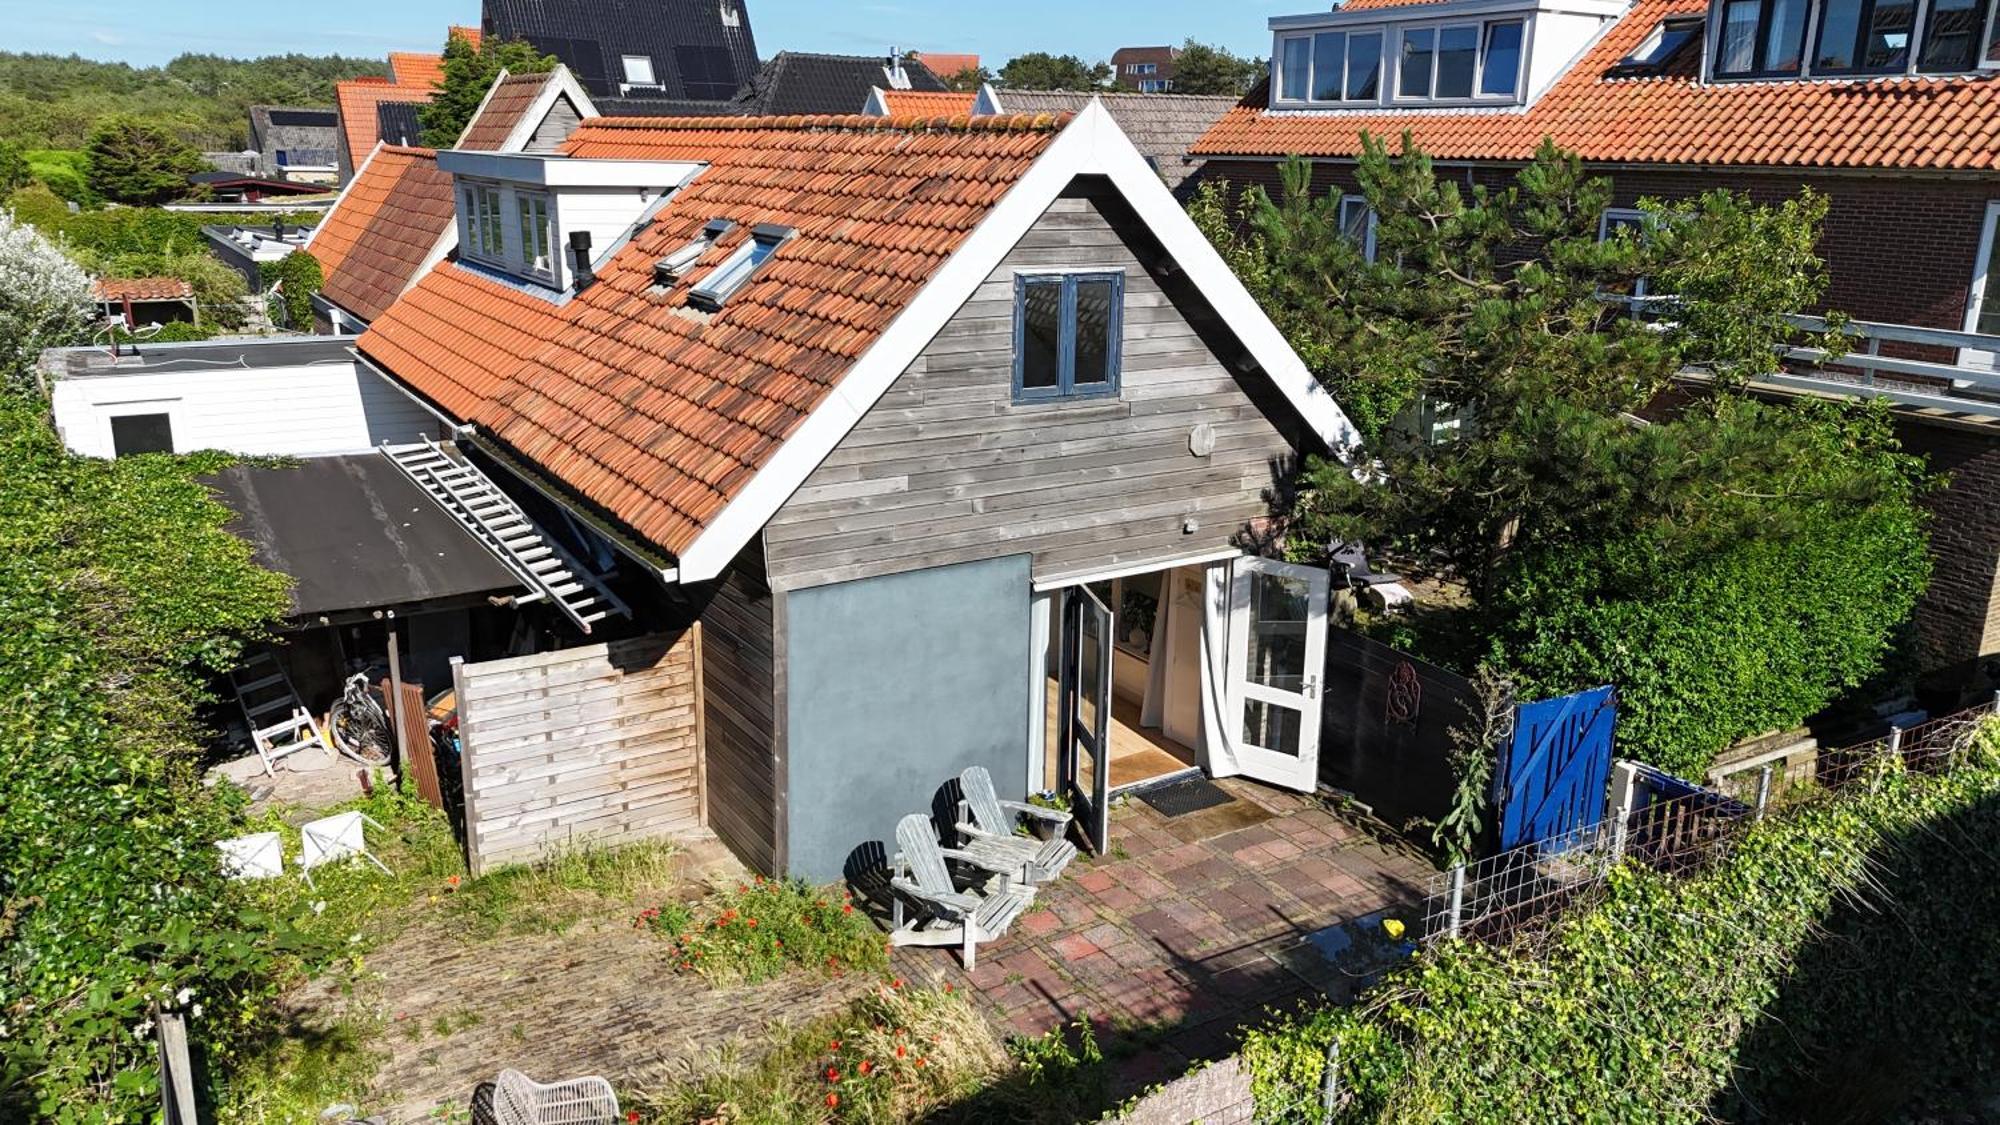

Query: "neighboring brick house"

xmin=1191 ymin=0 xmax=2000 ymax=701
xmin=1113 ymin=45 xmax=1181 ymax=92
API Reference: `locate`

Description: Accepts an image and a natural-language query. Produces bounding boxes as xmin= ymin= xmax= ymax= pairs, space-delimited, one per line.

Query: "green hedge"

xmin=1243 ymin=737 xmax=2000 ymax=1122
xmin=7 ymin=183 xmax=319 ymax=259
xmin=0 ymin=390 xmax=295 ymax=1121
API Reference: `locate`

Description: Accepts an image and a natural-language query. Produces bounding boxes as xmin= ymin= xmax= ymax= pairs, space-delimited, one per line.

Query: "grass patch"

xmin=632 ymin=983 xmax=1116 ymax=1124
xmin=211 ymin=1011 xmax=386 ymax=1125
xmin=216 ymin=775 xmax=697 ymax=1118
xmin=642 ymin=877 xmax=888 ymax=985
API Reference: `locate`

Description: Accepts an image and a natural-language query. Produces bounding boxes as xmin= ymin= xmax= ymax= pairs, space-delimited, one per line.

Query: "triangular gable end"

xmin=672 ymin=99 xmax=1363 ymax=583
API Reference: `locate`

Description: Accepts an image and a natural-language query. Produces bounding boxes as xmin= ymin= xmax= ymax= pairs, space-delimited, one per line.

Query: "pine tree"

xmin=416 ymin=33 xmax=558 ymax=150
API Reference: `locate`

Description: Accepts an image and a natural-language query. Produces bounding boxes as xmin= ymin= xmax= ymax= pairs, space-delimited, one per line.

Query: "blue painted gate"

xmin=1495 ymin=686 xmax=1617 ymax=852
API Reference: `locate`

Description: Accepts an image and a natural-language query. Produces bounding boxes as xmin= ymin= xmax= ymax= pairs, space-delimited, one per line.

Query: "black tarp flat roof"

xmin=206 ymin=455 xmax=521 ymax=619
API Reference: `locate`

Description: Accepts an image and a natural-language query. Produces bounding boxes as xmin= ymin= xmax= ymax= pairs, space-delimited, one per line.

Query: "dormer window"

xmin=655 ymin=219 xmax=737 ymax=286
xmin=1713 ymin=0 xmax=1998 ymax=78
xmin=517 ymin=191 xmax=554 ymax=280
xmin=688 ymin=224 xmax=793 ymax=311
xmin=460 ymin=180 xmax=557 ymax=282
xmin=1616 ymin=16 xmax=1704 ymax=72
xmin=1275 ymin=11 xmax=1535 ymax=107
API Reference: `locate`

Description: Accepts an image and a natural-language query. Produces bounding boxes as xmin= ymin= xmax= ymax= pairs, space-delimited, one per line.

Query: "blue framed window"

xmin=1013 ymin=271 xmax=1124 ymax=402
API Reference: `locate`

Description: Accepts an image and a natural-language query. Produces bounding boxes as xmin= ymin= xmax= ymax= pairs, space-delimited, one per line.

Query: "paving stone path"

xmin=916 ymin=779 xmax=1436 ymax=1094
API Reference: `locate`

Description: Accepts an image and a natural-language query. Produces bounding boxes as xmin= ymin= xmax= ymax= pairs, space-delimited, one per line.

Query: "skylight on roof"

xmin=688 ymin=224 xmax=794 ymax=311
xmin=655 ymin=219 xmax=738 ymax=286
xmin=1618 ymin=16 xmax=1703 ymax=71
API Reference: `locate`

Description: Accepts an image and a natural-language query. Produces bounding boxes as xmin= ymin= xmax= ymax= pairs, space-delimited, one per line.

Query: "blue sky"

xmin=0 ymin=0 xmax=1294 ymax=69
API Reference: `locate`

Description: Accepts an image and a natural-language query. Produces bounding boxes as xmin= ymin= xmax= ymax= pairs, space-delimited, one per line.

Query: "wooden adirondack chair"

xmin=888 ymin=813 xmax=1035 ymax=970
xmin=956 ymin=766 xmax=1078 ymax=885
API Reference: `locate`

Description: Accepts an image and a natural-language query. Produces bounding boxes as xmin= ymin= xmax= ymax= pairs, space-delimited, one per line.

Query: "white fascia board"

xmin=864 ymin=87 xmax=892 ymax=116
xmin=503 ymin=65 xmax=599 ymax=150
xmin=975 ymin=83 xmax=1005 ymax=115
xmin=672 ymin=100 xmax=1362 ymax=584
xmin=303 ymin=141 xmax=387 ymax=255
xmin=1271 ymin=0 xmax=1624 ymax=30
xmin=437 ymin=149 xmax=703 ymax=189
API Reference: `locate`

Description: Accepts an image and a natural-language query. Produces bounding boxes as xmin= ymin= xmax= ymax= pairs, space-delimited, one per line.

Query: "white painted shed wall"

xmin=51 ymin=358 xmax=442 ymax=459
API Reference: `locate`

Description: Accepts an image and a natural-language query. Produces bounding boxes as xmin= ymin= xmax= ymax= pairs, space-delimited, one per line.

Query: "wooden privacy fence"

xmin=453 ymin=630 xmax=703 ymax=875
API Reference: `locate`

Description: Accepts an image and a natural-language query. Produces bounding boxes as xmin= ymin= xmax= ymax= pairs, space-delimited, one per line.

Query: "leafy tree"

xmin=1195 ymin=139 xmax=1932 ymax=774
xmin=998 ymin=52 xmax=1111 ymax=91
xmin=0 ymin=207 xmax=91 ymax=391
xmin=0 ymin=140 xmax=26 ymax=197
xmin=944 ymin=65 xmax=992 ymax=92
xmin=0 ymin=50 xmax=386 ymax=151
xmin=84 ymin=116 xmax=206 ymax=205
xmin=1170 ymin=40 xmax=1263 ymax=96
xmin=262 ymin=248 xmax=323 ymax=329
xmin=417 ymin=33 xmax=559 ymax=150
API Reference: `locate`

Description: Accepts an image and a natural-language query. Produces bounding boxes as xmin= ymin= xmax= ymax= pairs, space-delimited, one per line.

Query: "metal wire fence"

xmin=1418 ymin=698 xmax=2000 ymax=947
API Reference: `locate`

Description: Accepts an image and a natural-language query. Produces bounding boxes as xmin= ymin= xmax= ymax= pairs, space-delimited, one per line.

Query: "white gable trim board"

xmin=671 ymin=100 xmax=1364 ymax=583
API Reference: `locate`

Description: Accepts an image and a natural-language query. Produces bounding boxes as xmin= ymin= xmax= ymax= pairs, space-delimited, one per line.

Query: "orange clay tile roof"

xmin=460 ymin=72 xmax=554 ymax=150
xmin=91 ymin=277 xmax=194 ymax=302
xmin=450 ymin=25 xmax=483 ymax=49
xmin=387 ymin=51 xmax=447 ymax=90
xmin=915 ymin=53 xmax=981 ymax=77
xmin=360 ymin=113 xmax=1069 ymax=558
xmin=310 ymin=145 xmax=455 ymax=323
xmin=336 ymin=80 xmax=439 ymax=169
xmin=1196 ymin=0 xmax=2000 ymax=170
xmin=876 ymin=89 xmax=979 ymax=117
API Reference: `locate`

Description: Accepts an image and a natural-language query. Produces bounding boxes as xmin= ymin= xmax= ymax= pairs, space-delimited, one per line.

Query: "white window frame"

xmin=1707 ymin=0 xmax=2000 ymax=80
xmin=1276 ymin=14 xmax=1531 ymax=109
xmin=460 ymin=180 xmax=564 ymax=288
xmin=1959 ymin=199 xmax=2000 ymax=367
xmin=516 ymin=190 xmax=555 ymax=282
xmin=621 ymin=54 xmax=658 ymax=87
xmin=1340 ymin=197 xmax=1380 ymax=262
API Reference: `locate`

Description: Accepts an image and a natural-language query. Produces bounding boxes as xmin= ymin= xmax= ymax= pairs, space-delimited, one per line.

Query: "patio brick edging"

xmin=1113 ymin=1054 xmax=1255 ymax=1124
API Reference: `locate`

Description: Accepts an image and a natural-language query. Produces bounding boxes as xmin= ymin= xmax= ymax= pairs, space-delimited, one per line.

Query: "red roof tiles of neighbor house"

xmin=310 ymin=145 xmax=457 ymax=323
xmin=1195 ymin=0 xmax=2000 ymax=170
xmin=876 ymin=89 xmax=979 ymax=117
xmin=915 ymin=53 xmax=981 ymax=78
xmin=336 ymin=81 xmax=439 ymax=167
xmin=360 ymin=113 xmax=1069 ymax=558
xmin=459 ymin=72 xmax=557 ymax=150
xmin=387 ymin=51 xmax=448 ymax=90
xmin=450 ymin=25 xmax=484 ymax=49
xmin=91 ymin=277 xmax=195 ymax=302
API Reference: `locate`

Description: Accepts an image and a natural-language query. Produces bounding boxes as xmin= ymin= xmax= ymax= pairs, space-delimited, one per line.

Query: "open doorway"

xmin=1039 ymin=566 xmax=1206 ymax=796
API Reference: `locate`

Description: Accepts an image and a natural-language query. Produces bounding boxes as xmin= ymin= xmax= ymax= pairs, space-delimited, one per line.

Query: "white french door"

xmin=1225 ymin=557 xmax=1330 ymax=793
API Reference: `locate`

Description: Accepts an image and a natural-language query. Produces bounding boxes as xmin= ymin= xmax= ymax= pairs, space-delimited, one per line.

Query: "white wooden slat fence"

xmin=453 ymin=630 xmax=703 ymax=875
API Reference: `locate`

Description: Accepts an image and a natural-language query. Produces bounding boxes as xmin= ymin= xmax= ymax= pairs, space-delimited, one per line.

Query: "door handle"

xmin=1303 ymin=676 xmax=1319 ymax=701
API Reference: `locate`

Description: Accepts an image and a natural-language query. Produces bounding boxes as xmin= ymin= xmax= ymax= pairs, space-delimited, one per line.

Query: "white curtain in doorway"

xmin=1199 ymin=560 xmax=1246 ymax=778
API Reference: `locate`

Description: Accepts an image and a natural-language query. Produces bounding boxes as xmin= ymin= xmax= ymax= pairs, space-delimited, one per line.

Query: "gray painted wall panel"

xmin=783 ymin=554 xmax=1032 ymax=884
xmin=762 ymin=180 xmax=1308 ymax=592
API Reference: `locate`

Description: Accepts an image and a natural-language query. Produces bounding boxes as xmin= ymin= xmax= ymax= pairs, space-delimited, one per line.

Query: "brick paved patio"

xmin=904 ymin=778 xmax=1437 ymax=1088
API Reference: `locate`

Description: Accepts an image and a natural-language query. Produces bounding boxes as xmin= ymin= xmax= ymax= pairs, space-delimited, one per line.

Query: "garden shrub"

xmin=642 ymin=877 xmax=887 ymax=984
xmin=1240 ymin=745 xmax=2000 ymax=1122
xmin=0 ymin=389 xmax=294 ymax=1121
xmin=260 ymin=250 xmax=322 ymax=329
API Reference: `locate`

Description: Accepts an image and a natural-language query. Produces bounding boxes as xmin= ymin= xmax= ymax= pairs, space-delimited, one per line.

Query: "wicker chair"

xmin=490 ymin=1069 xmax=620 ymax=1125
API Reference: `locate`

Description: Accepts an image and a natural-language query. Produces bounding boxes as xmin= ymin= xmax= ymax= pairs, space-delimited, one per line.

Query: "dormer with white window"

xmin=1269 ymin=0 xmax=1629 ymax=110
xmin=1702 ymin=0 xmax=2000 ymax=80
xmin=436 ymin=151 xmax=704 ymax=294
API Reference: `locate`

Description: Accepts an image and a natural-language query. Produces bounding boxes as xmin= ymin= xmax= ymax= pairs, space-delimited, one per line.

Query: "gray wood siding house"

xmin=706 ymin=180 xmax=1332 ymax=881
xmin=358 ymin=104 xmax=1363 ymax=882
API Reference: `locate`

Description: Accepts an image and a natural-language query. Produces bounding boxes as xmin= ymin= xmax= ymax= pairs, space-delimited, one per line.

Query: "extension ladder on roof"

xmin=229 ymin=649 xmax=330 ymax=776
xmin=380 ymin=439 xmax=630 ymax=635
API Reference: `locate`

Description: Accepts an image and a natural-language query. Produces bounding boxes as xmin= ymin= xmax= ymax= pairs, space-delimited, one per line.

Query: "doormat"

xmin=1138 ymin=777 xmax=1235 ymax=818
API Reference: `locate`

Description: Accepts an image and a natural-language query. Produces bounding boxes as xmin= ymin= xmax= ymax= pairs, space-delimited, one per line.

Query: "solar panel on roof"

xmin=267 ymin=109 xmax=337 ymax=128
